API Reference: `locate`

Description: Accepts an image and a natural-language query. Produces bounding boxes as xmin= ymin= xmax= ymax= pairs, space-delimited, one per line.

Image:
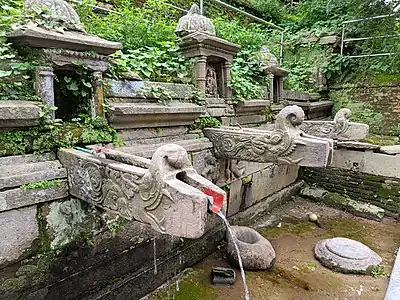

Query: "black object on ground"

xmin=211 ymin=266 xmax=236 ymax=285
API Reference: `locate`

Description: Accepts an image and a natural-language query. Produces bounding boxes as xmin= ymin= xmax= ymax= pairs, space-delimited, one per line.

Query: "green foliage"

xmin=108 ymin=42 xmax=194 ymax=83
xmin=21 ymin=179 xmax=62 ymax=191
xmin=76 ymin=0 xmax=177 ymax=51
xmin=229 ymin=49 xmax=265 ymax=102
xmin=0 ymin=116 xmax=121 ymax=157
xmin=190 ymin=117 xmax=221 ymax=131
xmin=369 ymin=264 xmax=388 ymax=278
xmin=139 ymin=85 xmax=178 ymax=106
xmin=249 ymin=0 xmax=286 ymax=24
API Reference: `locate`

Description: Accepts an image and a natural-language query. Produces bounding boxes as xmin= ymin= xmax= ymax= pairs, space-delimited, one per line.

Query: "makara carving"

xmin=203 ymin=105 xmax=334 ymax=167
xmin=25 ymin=0 xmax=85 ymax=32
xmin=175 ymin=4 xmax=216 ymax=37
xmin=299 ymin=108 xmax=369 ymax=141
xmin=58 ymin=144 xmax=226 ymax=239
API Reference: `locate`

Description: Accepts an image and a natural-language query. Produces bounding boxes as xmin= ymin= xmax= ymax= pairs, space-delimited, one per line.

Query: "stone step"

xmin=0 ymin=160 xmax=63 ymax=177
xmin=0 ymin=179 xmax=69 ymax=212
xmin=118 ymin=137 xmax=213 ymax=159
xmin=0 ymin=153 xmax=56 ymax=166
xmin=0 ymin=100 xmax=41 ymax=130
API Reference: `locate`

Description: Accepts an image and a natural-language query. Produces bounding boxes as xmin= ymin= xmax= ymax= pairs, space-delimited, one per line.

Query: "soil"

xmin=147 ymin=198 xmax=400 ymax=300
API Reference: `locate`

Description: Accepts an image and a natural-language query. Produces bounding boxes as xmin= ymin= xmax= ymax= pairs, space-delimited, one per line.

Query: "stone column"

xmin=92 ymin=71 xmax=105 ymax=118
xmin=196 ymin=55 xmax=207 ymax=96
xmin=35 ymin=66 xmax=55 ymax=120
xmin=268 ymin=73 xmax=274 ymax=102
xmin=223 ymin=61 xmax=232 ymax=99
xmin=277 ymin=76 xmax=284 ymax=103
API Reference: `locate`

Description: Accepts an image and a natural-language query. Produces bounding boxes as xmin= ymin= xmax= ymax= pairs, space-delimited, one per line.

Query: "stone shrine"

xmin=7 ymin=0 xmax=122 ymax=119
xmin=176 ymin=4 xmax=240 ymax=98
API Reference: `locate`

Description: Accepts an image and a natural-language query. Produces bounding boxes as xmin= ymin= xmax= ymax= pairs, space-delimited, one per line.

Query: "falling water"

xmin=217 ymin=211 xmax=250 ymax=300
xmin=153 ymin=237 xmax=157 ymax=275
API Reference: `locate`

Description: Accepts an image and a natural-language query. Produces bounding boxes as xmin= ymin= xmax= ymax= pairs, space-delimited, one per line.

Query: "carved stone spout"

xmin=203 ymin=105 xmax=333 ymax=167
xmin=298 ymin=108 xmax=369 ymax=141
xmin=58 ymin=144 xmax=226 ymax=239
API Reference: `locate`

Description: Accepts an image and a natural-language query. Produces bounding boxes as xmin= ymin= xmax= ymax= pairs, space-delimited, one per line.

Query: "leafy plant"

xmin=369 ymin=265 xmax=388 ymax=278
xmin=21 ymin=179 xmax=62 ymax=190
xmin=189 ymin=117 xmax=221 ymax=131
xmin=109 ymin=42 xmax=194 ymax=83
xmin=139 ymin=85 xmax=178 ymax=105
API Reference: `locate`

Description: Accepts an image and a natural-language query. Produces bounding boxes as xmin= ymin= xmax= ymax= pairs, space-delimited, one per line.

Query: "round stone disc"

xmin=314 ymin=237 xmax=382 ymax=274
xmin=326 ymin=238 xmax=370 ymax=260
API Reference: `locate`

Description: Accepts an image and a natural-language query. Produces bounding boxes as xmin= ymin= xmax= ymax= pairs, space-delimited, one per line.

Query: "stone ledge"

xmin=0 ymin=153 xmax=55 ymax=166
xmin=108 ymin=103 xmax=204 ymax=129
xmin=117 ymin=138 xmax=213 ymax=159
xmin=0 ymin=180 xmax=69 ymax=212
xmin=8 ymin=26 xmax=122 ymax=55
xmin=0 ymin=101 xmax=41 ymax=129
xmin=107 ymin=80 xmax=195 ymax=99
xmin=235 ymin=100 xmax=270 ymax=116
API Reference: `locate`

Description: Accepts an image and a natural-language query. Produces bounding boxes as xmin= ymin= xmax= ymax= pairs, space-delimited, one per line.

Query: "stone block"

xmin=380 ymin=145 xmax=400 ymax=155
xmin=117 ymin=126 xmax=188 ymax=142
xmin=107 ymin=80 xmax=195 ymax=99
xmin=8 ymin=26 xmax=122 ymax=55
xmin=0 ymin=153 xmax=55 ymax=166
xmin=245 ymin=164 xmax=299 ymax=207
xmin=236 ymin=114 xmax=266 ymax=125
xmin=108 ymin=103 xmax=204 ymax=129
xmin=235 ymin=100 xmax=270 ymax=116
xmin=0 ymin=180 xmax=69 ymax=212
xmin=206 ymin=107 xmax=226 ymax=117
xmin=282 ymin=90 xmax=310 ymax=102
xmin=0 ymin=206 xmax=38 ymax=266
xmin=319 ymin=35 xmax=339 ymax=45
xmin=227 ymin=179 xmax=243 ymax=217
xmin=0 ymin=101 xmax=40 ymax=129
xmin=331 ymin=148 xmax=400 ymax=179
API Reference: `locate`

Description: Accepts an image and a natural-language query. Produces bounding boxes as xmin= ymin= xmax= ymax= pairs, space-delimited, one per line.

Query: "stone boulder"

xmin=226 ymin=226 xmax=275 ymax=270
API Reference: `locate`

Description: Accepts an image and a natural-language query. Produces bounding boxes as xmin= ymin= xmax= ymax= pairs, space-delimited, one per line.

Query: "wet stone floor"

xmin=146 ymin=198 xmax=400 ymax=300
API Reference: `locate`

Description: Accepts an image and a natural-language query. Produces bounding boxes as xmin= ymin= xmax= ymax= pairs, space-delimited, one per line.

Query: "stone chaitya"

xmin=58 ymin=144 xmax=226 ymax=239
xmin=176 ymin=4 xmax=240 ymax=98
xmin=204 ymin=105 xmax=333 ymax=167
xmin=257 ymin=45 xmax=288 ymax=103
xmin=7 ymin=0 xmax=122 ymax=120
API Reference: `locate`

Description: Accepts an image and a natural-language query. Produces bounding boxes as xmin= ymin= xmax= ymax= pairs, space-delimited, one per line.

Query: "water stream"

xmin=217 ymin=211 xmax=250 ymax=300
xmin=153 ymin=237 xmax=158 ymax=275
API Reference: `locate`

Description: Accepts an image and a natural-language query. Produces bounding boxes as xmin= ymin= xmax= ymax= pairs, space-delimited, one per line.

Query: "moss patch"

xmin=148 ymin=269 xmax=216 ymax=300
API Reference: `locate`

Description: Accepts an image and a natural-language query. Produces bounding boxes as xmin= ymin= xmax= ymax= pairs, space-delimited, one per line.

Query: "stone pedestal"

xmin=35 ymin=66 xmax=55 ymax=120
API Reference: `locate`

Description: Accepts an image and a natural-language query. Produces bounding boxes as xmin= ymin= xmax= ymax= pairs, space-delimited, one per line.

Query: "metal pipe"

xmin=340 ymin=24 xmax=345 ymax=56
xmin=208 ymin=0 xmax=284 ymax=30
xmin=279 ymin=31 xmax=284 ymax=65
xmin=342 ymin=13 xmax=400 ymax=24
xmin=200 ymin=0 xmax=204 ymax=15
xmin=343 ymin=33 xmax=400 ymax=42
xmin=347 ymin=52 xmax=397 ymax=58
xmin=67 ymin=0 xmax=121 ymax=15
xmin=164 ymin=2 xmax=189 ymax=13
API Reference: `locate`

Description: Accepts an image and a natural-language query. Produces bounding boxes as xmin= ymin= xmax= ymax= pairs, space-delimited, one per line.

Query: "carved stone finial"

xmin=24 ymin=0 xmax=85 ymax=32
xmin=257 ymin=45 xmax=279 ymax=71
xmin=175 ymin=4 xmax=216 ymax=37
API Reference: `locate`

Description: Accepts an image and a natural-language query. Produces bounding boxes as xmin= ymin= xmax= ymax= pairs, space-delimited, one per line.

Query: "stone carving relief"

xmin=298 ymin=108 xmax=368 ymax=141
xmin=25 ymin=0 xmax=85 ymax=32
xmin=175 ymin=4 xmax=216 ymax=37
xmin=204 ymin=105 xmax=334 ymax=167
xmin=205 ymin=64 xmax=219 ymax=97
xmin=59 ymin=144 xmax=227 ymax=238
xmin=204 ymin=105 xmax=304 ymax=164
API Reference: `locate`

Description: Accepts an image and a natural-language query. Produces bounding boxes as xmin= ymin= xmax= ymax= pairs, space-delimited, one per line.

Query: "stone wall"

xmin=303 ymin=144 xmax=400 ymax=217
xmin=330 ymin=84 xmax=400 ymax=135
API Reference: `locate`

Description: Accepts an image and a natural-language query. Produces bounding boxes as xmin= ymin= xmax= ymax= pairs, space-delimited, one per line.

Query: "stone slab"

xmin=385 ymin=247 xmax=400 ymax=300
xmin=320 ymin=35 xmax=339 ymax=45
xmin=0 ymin=100 xmax=40 ymax=128
xmin=236 ymin=114 xmax=266 ymax=125
xmin=380 ymin=145 xmax=400 ymax=155
xmin=117 ymin=126 xmax=188 ymax=142
xmin=235 ymin=100 xmax=270 ymax=116
xmin=0 ymin=206 xmax=38 ymax=267
xmin=8 ymin=27 xmax=122 ymax=55
xmin=336 ymin=141 xmax=380 ymax=150
xmin=108 ymin=103 xmax=204 ymax=129
xmin=227 ymin=179 xmax=244 ymax=217
xmin=120 ymin=133 xmax=199 ymax=147
xmin=315 ymin=237 xmax=382 ymax=274
xmin=245 ymin=164 xmax=299 ymax=208
xmin=107 ymin=80 xmax=195 ymax=99
xmin=331 ymin=148 xmax=400 ymax=179
xmin=282 ymin=90 xmax=311 ymax=102
xmin=0 ymin=153 xmax=55 ymax=166
xmin=0 ymin=180 xmax=69 ymax=212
